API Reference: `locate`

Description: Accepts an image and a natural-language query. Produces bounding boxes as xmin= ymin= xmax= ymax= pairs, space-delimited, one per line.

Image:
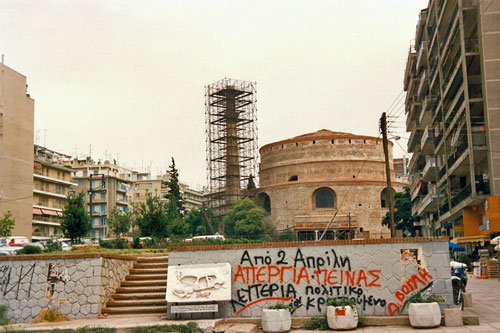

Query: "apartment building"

xmin=70 ymin=158 xmax=134 ymax=238
xmin=0 ymin=62 xmax=34 ymax=238
xmin=32 ymin=145 xmax=76 ymax=239
xmin=404 ymin=0 xmax=500 ymax=243
xmin=133 ymin=172 xmax=205 ymax=211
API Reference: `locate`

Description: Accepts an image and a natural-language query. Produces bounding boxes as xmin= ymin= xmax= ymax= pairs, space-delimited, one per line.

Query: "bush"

xmin=131 ymin=322 xmax=199 ymax=333
xmin=132 ymin=237 xmax=141 ymax=249
xmin=44 ymin=240 xmax=62 ymax=252
xmin=303 ymin=316 xmax=328 ymax=330
xmin=278 ymin=229 xmax=296 ymax=241
xmin=17 ymin=245 xmax=42 ymax=255
xmin=99 ymin=239 xmax=127 ymax=249
xmin=0 ymin=304 xmax=9 ymax=325
xmin=326 ymin=296 xmax=358 ymax=307
xmin=266 ymin=302 xmax=289 ymax=310
xmin=31 ymin=308 xmax=68 ymax=323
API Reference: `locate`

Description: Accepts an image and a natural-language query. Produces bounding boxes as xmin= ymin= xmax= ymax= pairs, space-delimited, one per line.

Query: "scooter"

xmin=450 ymin=261 xmax=467 ymax=310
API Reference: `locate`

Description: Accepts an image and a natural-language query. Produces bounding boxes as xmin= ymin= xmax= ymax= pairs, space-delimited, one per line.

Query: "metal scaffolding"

xmin=205 ymin=78 xmax=258 ymax=221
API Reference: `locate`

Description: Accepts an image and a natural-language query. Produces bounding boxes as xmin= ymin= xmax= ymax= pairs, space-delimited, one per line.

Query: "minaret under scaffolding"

xmin=205 ymin=79 xmax=258 ymax=232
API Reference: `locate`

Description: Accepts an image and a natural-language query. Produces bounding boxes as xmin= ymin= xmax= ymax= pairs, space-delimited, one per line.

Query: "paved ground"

xmin=10 ymin=277 xmax=500 ymax=332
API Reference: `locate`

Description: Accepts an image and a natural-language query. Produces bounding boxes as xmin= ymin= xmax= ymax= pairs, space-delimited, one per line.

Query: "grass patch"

xmin=52 ymin=327 xmax=115 ymax=333
xmin=131 ymin=322 xmax=199 ymax=333
xmin=31 ymin=308 xmax=68 ymax=323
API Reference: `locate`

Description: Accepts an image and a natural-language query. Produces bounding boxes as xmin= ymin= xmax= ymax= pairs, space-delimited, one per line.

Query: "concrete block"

xmin=463 ymin=292 xmax=472 ymax=307
xmin=444 ymin=308 xmax=463 ymax=327
xmin=408 ymin=302 xmax=441 ymax=328
xmin=261 ymin=309 xmax=291 ymax=332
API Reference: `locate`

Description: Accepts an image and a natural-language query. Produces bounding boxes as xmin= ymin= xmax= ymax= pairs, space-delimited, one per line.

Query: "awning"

xmin=32 ymin=208 xmax=43 ymax=215
xmin=41 ymin=209 xmax=60 ymax=216
xmin=456 ymin=235 xmax=490 ymax=244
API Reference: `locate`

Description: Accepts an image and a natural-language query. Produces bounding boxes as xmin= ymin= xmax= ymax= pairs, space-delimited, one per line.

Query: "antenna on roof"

xmin=1 ymin=54 xmax=4 ymax=64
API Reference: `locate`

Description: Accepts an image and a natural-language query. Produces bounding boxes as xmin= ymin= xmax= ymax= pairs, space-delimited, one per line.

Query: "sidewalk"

xmin=9 ymin=277 xmax=500 ymax=332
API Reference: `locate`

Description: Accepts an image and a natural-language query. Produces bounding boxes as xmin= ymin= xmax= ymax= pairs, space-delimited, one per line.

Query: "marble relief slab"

xmin=166 ymin=263 xmax=231 ymax=303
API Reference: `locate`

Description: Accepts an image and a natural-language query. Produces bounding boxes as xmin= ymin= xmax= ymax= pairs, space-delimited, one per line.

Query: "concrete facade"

xmin=168 ymin=238 xmax=453 ymax=318
xmin=0 ymin=63 xmax=34 ymax=238
xmin=404 ymin=0 xmax=500 ymax=240
xmin=255 ymin=130 xmax=407 ymax=239
xmin=0 ymin=254 xmax=133 ymax=323
xmin=33 ymin=145 xmax=77 ymax=239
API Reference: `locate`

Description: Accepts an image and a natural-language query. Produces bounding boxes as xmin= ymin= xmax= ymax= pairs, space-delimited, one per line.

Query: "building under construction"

xmin=205 ymin=79 xmax=258 ymax=222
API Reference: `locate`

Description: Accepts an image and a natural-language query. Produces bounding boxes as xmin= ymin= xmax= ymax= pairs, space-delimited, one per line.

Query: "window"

xmin=314 ymin=187 xmax=335 ymax=208
xmin=380 ymin=187 xmax=395 ymax=208
xmin=148 ymin=183 xmax=152 ymax=188
xmin=257 ymin=192 xmax=271 ymax=213
xmin=288 ymin=175 xmax=298 ymax=181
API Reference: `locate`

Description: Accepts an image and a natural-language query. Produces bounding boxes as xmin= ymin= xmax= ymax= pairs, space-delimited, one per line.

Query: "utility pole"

xmin=380 ymin=112 xmax=396 ymax=238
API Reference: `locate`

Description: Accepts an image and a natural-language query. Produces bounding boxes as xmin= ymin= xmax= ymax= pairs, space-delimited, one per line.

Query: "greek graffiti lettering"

xmin=0 ymin=264 xmax=36 ymax=299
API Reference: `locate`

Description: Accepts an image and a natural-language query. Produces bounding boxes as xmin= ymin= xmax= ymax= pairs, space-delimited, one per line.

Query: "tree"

xmin=165 ymin=200 xmax=190 ymax=236
xmin=134 ymin=195 xmax=169 ymax=238
xmin=0 ymin=211 xmax=15 ymax=237
xmin=224 ymin=198 xmax=269 ymax=240
xmin=184 ymin=207 xmax=217 ymax=236
xmin=382 ymin=186 xmax=414 ymax=235
xmin=107 ymin=207 xmax=132 ymax=238
xmin=166 ymin=157 xmax=184 ymax=215
xmin=61 ymin=192 xmax=91 ymax=244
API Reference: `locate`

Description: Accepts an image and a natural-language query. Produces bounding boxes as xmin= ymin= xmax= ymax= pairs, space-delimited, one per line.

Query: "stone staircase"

xmin=101 ymin=255 xmax=169 ymax=316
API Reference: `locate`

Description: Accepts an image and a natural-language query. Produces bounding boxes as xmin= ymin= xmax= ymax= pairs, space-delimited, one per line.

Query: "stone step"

xmin=112 ymin=293 xmax=165 ymax=300
xmin=120 ymin=280 xmax=167 ymax=287
xmin=126 ymin=274 xmax=168 ymax=281
xmin=115 ymin=286 xmax=166 ymax=293
xmin=136 ymin=257 xmax=169 ymax=264
xmin=101 ymin=306 xmax=167 ymax=315
xmin=106 ymin=299 xmax=167 ymax=307
xmin=129 ymin=268 xmax=168 ymax=275
xmin=134 ymin=263 xmax=169 ymax=269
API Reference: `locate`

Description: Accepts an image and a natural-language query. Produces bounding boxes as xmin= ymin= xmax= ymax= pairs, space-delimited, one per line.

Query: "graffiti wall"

xmin=168 ymin=239 xmax=453 ymax=317
xmin=0 ymin=255 xmax=133 ymax=323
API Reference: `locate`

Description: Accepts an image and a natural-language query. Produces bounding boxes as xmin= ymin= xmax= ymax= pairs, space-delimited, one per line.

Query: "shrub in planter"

xmin=406 ymin=292 xmax=444 ymax=328
xmin=261 ymin=303 xmax=292 ymax=333
xmin=326 ymin=297 xmax=358 ymax=330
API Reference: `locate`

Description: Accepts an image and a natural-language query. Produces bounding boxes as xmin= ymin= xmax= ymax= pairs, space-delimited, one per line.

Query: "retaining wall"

xmin=0 ymin=254 xmax=134 ymax=323
xmin=168 ymin=237 xmax=453 ymax=318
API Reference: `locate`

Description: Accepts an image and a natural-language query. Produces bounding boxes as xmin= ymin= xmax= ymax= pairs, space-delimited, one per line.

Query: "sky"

xmin=0 ymin=0 xmax=428 ymax=189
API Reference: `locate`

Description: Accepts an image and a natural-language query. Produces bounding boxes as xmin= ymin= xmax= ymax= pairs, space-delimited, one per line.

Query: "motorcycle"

xmin=450 ymin=261 xmax=467 ymax=310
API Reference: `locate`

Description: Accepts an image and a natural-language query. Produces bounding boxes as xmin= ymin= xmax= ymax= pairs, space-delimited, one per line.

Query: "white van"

xmin=0 ymin=236 xmax=30 ymax=247
xmin=191 ymin=234 xmax=225 ymax=241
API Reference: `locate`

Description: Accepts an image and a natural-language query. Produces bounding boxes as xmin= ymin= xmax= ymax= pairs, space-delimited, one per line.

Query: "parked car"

xmin=0 ymin=245 xmax=22 ymax=255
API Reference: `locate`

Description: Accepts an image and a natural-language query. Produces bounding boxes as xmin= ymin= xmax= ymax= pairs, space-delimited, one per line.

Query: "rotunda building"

xmin=254 ymin=129 xmax=407 ymax=240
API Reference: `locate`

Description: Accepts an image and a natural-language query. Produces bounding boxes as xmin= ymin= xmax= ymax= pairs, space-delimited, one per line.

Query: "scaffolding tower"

xmin=205 ymin=79 xmax=258 ymax=225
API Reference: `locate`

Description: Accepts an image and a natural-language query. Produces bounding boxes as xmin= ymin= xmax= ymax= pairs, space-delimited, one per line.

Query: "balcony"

xmin=465 ymin=37 xmax=479 ymax=53
xmin=416 ymin=41 xmax=428 ymax=70
xmin=438 ymin=165 xmax=447 ymax=181
xmin=439 ymin=4 xmax=459 ymax=54
xmin=33 ymin=189 xmax=67 ymax=199
xmin=34 ymin=173 xmax=77 ymax=187
xmin=451 ymin=185 xmax=471 ymax=207
xmin=410 ymin=172 xmax=423 ymax=195
xmin=447 ymin=143 xmax=467 ymax=170
xmin=415 ymin=189 xmax=439 ymax=216
xmin=417 ymin=70 xmax=430 ymax=99
xmin=463 ymin=0 xmax=478 ymax=10
xmin=434 ymin=129 xmax=444 ymax=148
xmin=421 ymin=126 xmax=434 ymax=155
xmin=422 ymin=156 xmax=437 ymax=181
xmin=439 ymin=203 xmax=450 ymax=215
xmin=420 ymin=96 xmax=435 ymax=127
